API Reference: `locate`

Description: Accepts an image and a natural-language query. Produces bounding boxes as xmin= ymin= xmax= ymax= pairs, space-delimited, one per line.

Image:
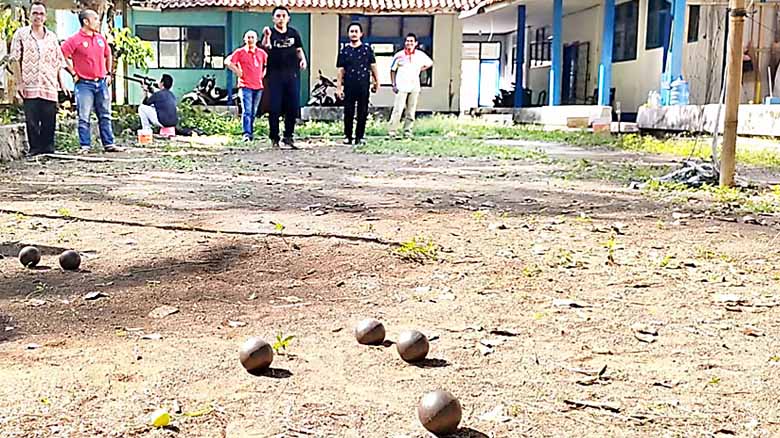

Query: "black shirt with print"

xmin=337 ymin=43 xmax=376 ymax=91
xmin=267 ymin=27 xmax=303 ymax=78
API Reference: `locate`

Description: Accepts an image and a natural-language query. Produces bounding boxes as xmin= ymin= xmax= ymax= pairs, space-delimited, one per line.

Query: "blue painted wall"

xmin=127 ymin=9 xmax=310 ymax=105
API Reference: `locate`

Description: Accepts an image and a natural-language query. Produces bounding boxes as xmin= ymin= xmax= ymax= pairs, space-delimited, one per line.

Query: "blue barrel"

xmin=669 ymin=78 xmax=689 ymax=105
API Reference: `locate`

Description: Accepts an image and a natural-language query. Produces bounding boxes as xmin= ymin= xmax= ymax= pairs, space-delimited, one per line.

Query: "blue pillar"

xmin=226 ymin=11 xmax=234 ymax=106
xmin=513 ymin=6 xmax=526 ymax=108
xmin=598 ymin=0 xmax=615 ymax=106
xmin=549 ymin=0 xmax=563 ymax=106
xmin=669 ymin=0 xmax=686 ymax=79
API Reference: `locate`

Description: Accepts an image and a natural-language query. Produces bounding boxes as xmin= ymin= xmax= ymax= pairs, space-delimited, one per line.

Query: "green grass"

xmin=557 ymin=159 xmax=671 ymax=183
xmin=643 ymin=180 xmax=780 ymax=214
xmin=355 ymin=137 xmax=548 ymax=161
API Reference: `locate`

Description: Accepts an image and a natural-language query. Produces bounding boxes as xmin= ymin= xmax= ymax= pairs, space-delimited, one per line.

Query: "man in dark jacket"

xmin=336 ymin=22 xmax=379 ymax=145
xmin=138 ymin=74 xmax=178 ymax=132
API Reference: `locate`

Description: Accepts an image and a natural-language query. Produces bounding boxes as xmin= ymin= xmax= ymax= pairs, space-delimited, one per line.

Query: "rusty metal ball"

xmin=59 ymin=250 xmax=81 ymax=271
xmin=417 ymin=389 xmax=462 ymax=436
xmin=396 ymin=330 xmax=429 ymax=363
xmin=19 ymin=246 xmax=41 ymax=268
xmin=239 ymin=337 xmax=274 ymax=374
xmin=354 ymin=318 xmax=385 ymax=345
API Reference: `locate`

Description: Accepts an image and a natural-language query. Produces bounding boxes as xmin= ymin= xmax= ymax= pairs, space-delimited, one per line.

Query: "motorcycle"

xmin=307 ymin=70 xmax=343 ymax=107
xmin=182 ymin=75 xmax=241 ymax=112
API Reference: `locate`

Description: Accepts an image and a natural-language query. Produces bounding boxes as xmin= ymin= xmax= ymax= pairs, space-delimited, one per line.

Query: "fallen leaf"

xmin=83 ymin=291 xmax=109 ymax=301
xmin=634 ymin=332 xmax=657 ymax=343
xmin=713 ymin=294 xmax=748 ymax=304
xmin=479 ymin=339 xmax=505 ymax=348
xmin=564 ymin=399 xmax=621 ymax=413
xmin=148 ymin=305 xmax=179 ymax=319
xmin=227 ymin=320 xmax=247 ymax=328
xmin=184 ymin=404 xmax=213 ymax=417
xmin=478 ymin=405 xmax=511 ymax=423
xmin=553 ymin=299 xmax=591 ymax=308
xmin=141 ymin=333 xmax=162 ymax=340
xmin=27 ymin=299 xmax=46 ymax=307
xmin=631 ymin=323 xmax=659 ymax=336
xmin=247 ymin=292 xmax=258 ymax=300
xmin=742 ymin=326 xmax=765 ymax=337
xmin=149 ymin=408 xmax=170 ymax=428
xmin=25 ymin=343 xmax=41 ymax=350
xmin=478 ymin=344 xmax=494 ymax=356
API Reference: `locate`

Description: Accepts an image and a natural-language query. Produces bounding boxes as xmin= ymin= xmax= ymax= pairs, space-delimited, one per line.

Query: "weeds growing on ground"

xmin=393 ymin=237 xmax=438 ymax=263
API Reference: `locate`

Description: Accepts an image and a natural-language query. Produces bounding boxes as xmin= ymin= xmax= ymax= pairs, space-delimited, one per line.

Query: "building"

xmin=123 ymin=0 xmax=475 ymax=112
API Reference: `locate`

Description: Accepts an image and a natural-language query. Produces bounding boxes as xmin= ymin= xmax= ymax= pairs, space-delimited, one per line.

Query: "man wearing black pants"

xmin=336 ymin=22 xmax=379 ymax=145
xmin=261 ymin=6 xmax=307 ymax=149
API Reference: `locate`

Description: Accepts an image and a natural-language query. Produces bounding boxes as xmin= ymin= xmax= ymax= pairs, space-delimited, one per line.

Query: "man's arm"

xmin=370 ymin=63 xmax=379 ymax=93
xmin=60 ymin=38 xmax=79 ymax=80
xmin=390 ymin=70 xmax=397 ymax=94
xmin=225 ymin=52 xmax=243 ymax=78
xmin=336 ymin=67 xmax=345 ymax=99
xmin=296 ymin=47 xmax=307 ymax=70
xmin=421 ymin=52 xmax=433 ymax=71
xmin=261 ymin=27 xmax=272 ymax=49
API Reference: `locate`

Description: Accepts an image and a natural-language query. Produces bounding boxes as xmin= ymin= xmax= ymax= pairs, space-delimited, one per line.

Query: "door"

xmin=460 ymin=59 xmax=480 ymax=111
xmin=562 ymin=43 xmax=578 ymax=105
xmin=478 ymin=60 xmax=500 ymax=107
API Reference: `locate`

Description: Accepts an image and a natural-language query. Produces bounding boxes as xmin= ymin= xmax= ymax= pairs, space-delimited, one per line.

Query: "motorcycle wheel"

xmin=323 ymin=96 xmax=335 ymax=106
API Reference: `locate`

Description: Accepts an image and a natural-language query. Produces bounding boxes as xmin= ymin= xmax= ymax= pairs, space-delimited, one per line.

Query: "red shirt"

xmin=61 ymin=29 xmax=110 ymax=80
xmin=228 ymin=46 xmax=267 ymax=90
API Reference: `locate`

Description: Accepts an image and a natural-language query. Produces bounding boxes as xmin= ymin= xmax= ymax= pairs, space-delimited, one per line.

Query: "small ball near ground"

xmin=239 ymin=337 xmax=274 ymax=374
xmin=354 ymin=318 xmax=385 ymax=345
xmin=417 ymin=389 xmax=462 ymax=436
xmin=396 ymin=330 xmax=429 ymax=363
xmin=59 ymin=250 xmax=81 ymax=271
xmin=19 ymin=246 xmax=41 ymax=268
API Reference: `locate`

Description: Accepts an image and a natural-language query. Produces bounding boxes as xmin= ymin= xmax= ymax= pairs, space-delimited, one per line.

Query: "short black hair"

xmin=348 ymin=22 xmax=363 ymax=33
xmin=160 ymin=74 xmax=174 ymax=89
xmin=78 ymin=9 xmax=96 ymax=26
xmin=405 ymin=33 xmax=417 ymax=41
xmin=30 ymin=1 xmax=46 ymax=10
xmin=272 ymin=6 xmax=290 ymax=16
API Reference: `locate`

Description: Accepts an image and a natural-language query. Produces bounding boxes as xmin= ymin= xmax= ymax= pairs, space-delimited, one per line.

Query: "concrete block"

xmin=0 ymin=123 xmax=27 ymax=162
xmin=514 ymin=106 xmax=612 ymax=127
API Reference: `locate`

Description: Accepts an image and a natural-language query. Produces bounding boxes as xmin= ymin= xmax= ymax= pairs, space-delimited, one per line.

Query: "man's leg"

xmin=355 ymin=86 xmax=370 ymax=142
xmin=138 ymin=104 xmax=159 ymax=131
xmin=74 ymin=82 xmax=94 ymax=149
xmin=282 ymin=77 xmax=300 ymax=142
xmin=39 ymin=99 xmax=57 ymax=154
xmin=22 ymin=98 xmax=42 ymax=155
xmin=268 ymin=77 xmax=283 ymax=144
xmin=388 ymin=91 xmax=408 ymax=136
xmin=343 ymin=87 xmax=357 ymax=142
xmin=239 ymin=87 xmax=254 ymax=139
xmin=248 ymin=89 xmax=261 ymax=137
xmin=94 ymin=79 xmax=117 ymax=149
xmin=402 ymin=91 xmax=420 ymax=136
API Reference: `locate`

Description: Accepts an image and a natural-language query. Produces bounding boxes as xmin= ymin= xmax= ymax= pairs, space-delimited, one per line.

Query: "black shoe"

xmin=343 ymin=138 xmax=353 ymax=145
xmin=354 ymin=138 xmax=365 ymax=146
xmin=281 ymin=137 xmax=298 ymax=150
xmin=272 ymin=140 xmax=281 ymax=149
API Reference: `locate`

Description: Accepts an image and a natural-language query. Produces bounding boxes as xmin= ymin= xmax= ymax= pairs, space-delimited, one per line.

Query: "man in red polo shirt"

xmin=61 ymin=9 xmax=120 ymax=152
xmin=226 ymin=30 xmax=267 ymax=141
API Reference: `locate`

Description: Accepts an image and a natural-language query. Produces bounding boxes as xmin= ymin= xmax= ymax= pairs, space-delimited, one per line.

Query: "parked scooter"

xmin=182 ymin=75 xmax=241 ymax=111
xmin=307 ymin=70 xmax=343 ymax=107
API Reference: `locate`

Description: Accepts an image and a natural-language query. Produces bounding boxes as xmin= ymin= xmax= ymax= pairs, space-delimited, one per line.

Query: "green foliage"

xmin=109 ymin=27 xmax=154 ymax=71
xmin=0 ymin=6 xmax=24 ymax=45
xmin=393 ymin=237 xmax=438 ymax=263
xmin=272 ymin=332 xmax=294 ymax=353
xmin=559 ymin=159 xmax=670 ymax=183
xmin=157 ymin=155 xmax=197 ymax=171
xmin=179 ymin=102 xmax=242 ymax=136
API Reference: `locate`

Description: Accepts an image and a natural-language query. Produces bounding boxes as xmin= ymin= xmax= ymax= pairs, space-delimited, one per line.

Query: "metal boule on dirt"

xmin=354 ymin=318 xmax=385 ymax=345
xmin=19 ymin=246 xmax=41 ymax=268
xmin=59 ymin=250 xmax=81 ymax=271
xmin=397 ymin=330 xmax=429 ymax=363
xmin=417 ymin=389 xmax=462 ymax=436
xmin=239 ymin=337 xmax=273 ymax=374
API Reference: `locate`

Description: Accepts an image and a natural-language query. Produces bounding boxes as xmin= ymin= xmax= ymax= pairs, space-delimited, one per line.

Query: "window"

xmin=613 ymin=0 xmax=638 ymax=62
xmin=136 ymin=25 xmax=225 ymax=69
xmin=511 ymin=45 xmax=517 ymax=76
xmin=688 ymin=5 xmax=700 ymax=43
xmin=646 ymin=0 xmax=671 ymax=50
xmin=339 ymin=15 xmax=434 ymax=87
xmin=529 ymin=27 xmax=551 ymax=67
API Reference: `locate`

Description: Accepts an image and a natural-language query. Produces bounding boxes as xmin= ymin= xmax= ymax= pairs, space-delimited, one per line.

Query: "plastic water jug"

xmin=669 ymin=78 xmax=689 ymax=105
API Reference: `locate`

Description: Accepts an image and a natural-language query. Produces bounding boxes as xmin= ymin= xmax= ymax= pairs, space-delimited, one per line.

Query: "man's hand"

xmin=105 ymin=75 xmax=112 ymax=87
xmin=371 ymin=82 xmax=378 ymax=93
xmin=235 ymin=68 xmax=243 ymax=78
xmin=336 ymin=87 xmax=344 ymax=100
xmin=14 ymin=89 xmax=24 ymax=104
xmin=299 ymin=58 xmax=307 ymax=71
xmin=262 ymin=27 xmax=271 ymax=38
xmin=392 ymin=85 xmax=398 ymax=94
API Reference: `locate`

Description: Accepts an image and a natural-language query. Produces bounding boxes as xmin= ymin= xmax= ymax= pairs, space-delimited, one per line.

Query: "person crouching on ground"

xmin=336 ymin=22 xmax=379 ymax=146
xmin=138 ymin=74 xmax=178 ymax=134
xmin=225 ymin=30 xmax=267 ymax=142
xmin=388 ymin=33 xmax=433 ymax=139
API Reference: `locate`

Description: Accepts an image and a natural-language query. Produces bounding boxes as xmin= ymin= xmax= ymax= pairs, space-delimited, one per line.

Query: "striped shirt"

xmin=9 ymin=26 xmax=64 ymax=102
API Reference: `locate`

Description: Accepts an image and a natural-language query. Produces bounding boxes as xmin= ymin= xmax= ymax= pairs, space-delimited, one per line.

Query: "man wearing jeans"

xmin=388 ymin=33 xmax=433 ymax=138
xmin=61 ymin=9 xmax=120 ymax=152
xmin=226 ymin=30 xmax=267 ymax=141
xmin=261 ymin=6 xmax=307 ymax=149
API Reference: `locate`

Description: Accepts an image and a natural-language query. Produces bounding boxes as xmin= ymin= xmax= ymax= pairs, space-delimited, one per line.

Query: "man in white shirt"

xmin=388 ymin=33 xmax=433 ymax=138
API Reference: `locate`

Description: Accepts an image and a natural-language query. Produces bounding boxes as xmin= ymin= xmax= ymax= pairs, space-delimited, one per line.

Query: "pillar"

xmin=598 ymin=0 xmax=615 ymax=106
xmin=669 ymin=0 xmax=687 ymax=80
xmin=549 ymin=0 xmax=563 ymax=106
xmin=514 ymin=5 xmax=526 ymax=108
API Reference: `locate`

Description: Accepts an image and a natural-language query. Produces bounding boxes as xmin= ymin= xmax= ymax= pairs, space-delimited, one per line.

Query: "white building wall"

xmin=309 ymin=13 xmax=462 ymax=112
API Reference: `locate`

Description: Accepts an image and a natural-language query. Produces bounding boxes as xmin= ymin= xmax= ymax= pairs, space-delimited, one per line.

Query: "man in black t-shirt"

xmin=261 ymin=6 xmax=307 ymax=149
xmin=336 ymin=22 xmax=379 ymax=145
xmin=138 ymin=74 xmax=178 ymax=132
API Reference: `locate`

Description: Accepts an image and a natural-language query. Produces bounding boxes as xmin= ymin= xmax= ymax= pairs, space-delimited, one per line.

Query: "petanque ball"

xmin=396 ymin=329 xmax=429 ymax=363
xmin=239 ymin=337 xmax=274 ymax=374
xmin=59 ymin=250 xmax=81 ymax=271
xmin=354 ymin=318 xmax=385 ymax=345
xmin=19 ymin=246 xmax=41 ymax=268
xmin=417 ymin=389 xmax=462 ymax=436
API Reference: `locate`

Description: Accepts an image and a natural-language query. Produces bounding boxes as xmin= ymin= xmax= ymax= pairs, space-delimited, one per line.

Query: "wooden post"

xmin=720 ymin=0 xmax=746 ymax=187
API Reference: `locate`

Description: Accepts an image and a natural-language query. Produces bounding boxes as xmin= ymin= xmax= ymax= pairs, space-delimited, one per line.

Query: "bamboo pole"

xmin=720 ymin=0 xmax=746 ymax=187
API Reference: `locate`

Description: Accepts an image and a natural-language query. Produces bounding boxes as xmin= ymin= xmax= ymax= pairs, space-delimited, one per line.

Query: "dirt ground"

xmin=1 ymin=137 xmax=779 ymax=438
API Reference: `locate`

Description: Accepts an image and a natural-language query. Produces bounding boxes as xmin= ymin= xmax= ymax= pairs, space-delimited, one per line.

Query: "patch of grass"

xmin=157 ymin=155 xmax=198 ymax=171
xmin=393 ymin=237 xmax=438 ymax=263
xmin=272 ymin=332 xmax=295 ymax=354
xmin=55 ymin=131 xmax=80 ymax=153
xmin=355 ymin=137 xmax=548 ymax=161
xmin=558 ymin=159 xmax=671 ymax=183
